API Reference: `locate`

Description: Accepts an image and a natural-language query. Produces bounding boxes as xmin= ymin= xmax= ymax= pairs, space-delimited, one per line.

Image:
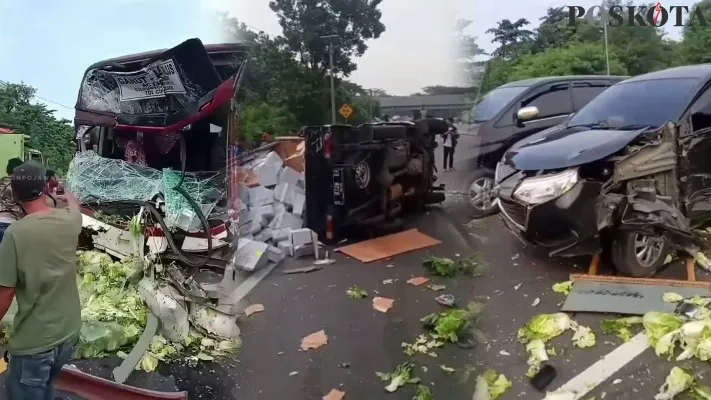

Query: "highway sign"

xmin=339 ymin=104 xmax=353 ymax=119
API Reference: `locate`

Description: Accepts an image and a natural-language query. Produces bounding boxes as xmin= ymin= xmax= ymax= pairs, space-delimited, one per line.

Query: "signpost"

xmin=339 ymin=103 xmax=353 ymax=123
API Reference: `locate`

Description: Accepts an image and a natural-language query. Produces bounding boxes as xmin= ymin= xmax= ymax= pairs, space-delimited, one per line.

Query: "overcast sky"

xmin=214 ymin=0 xmax=469 ymax=96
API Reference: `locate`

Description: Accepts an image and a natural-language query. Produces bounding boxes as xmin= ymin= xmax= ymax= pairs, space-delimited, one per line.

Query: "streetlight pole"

xmin=321 ymin=34 xmax=339 ymax=125
xmin=603 ymin=20 xmax=610 ymax=75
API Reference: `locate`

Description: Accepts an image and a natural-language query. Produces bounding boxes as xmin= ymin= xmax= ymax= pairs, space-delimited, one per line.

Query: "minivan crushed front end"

xmin=496 ymin=122 xmax=701 ymax=276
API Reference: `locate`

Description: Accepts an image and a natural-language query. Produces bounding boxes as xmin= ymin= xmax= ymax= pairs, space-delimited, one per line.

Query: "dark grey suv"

xmin=468 ymin=75 xmax=628 ymax=218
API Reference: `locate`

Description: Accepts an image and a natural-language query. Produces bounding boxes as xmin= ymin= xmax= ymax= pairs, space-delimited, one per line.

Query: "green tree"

xmin=0 ymin=82 xmax=75 ymax=174
xmin=679 ymin=0 xmax=711 ymax=64
xmin=268 ymin=0 xmax=386 ymax=76
xmin=240 ymin=102 xmax=298 ymax=145
xmin=486 ymin=18 xmax=534 ymax=60
xmin=509 ymin=43 xmax=627 ymax=80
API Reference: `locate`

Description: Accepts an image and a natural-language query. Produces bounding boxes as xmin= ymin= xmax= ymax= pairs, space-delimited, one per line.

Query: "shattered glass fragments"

xmin=162 ymin=169 xmax=224 ymax=231
xmin=66 ymin=151 xmax=163 ymax=203
xmin=66 ymin=152 xmax=226 ymax=232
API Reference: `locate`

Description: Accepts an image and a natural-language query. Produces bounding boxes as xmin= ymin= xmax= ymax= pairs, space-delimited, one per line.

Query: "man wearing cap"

xmin=0 ymin=161 xmax=82 ymax=399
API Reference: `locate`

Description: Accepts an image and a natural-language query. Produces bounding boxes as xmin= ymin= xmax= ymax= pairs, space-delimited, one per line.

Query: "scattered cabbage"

xmin=412 ymin=384 xmax=433 ymax=400
xmin=570 ymin=323 xmax=596 ymax=348
xmin=655 ymin=367 xmax=695 ymax=400
xmin=601 ymin=316 xmax=643 ymax=342
xmin=472 ymin=369 xmax=512 ymax=400
xmin=643 ymin=312 xmax=684 ymax=359
xmin=519 ymin=313 xmax=573 ymax=377
xmin=518 ymin=313 xmax=572 ymax=344
xmin=376 ymin=362 xmax=420 ymax=392
xmin=552 ymin=281 xmax=572 ymax=295
xmin=662 ymin=292 xmax=684 ymax=303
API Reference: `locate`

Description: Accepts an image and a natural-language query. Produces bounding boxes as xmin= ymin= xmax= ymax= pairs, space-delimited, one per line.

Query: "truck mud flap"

xmin=55 ymin=366 xmax=188 ymax=400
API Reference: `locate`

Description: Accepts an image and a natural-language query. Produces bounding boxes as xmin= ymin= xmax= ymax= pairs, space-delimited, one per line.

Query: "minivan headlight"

xmin=513 ymin=168 xmax=579 ymax=205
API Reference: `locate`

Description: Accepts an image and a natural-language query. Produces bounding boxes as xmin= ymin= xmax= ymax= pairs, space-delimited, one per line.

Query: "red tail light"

xmin=323 ymin=133 xmax=333 ymax=159
xmin=326 ymin=214 xmax=334 ymax=240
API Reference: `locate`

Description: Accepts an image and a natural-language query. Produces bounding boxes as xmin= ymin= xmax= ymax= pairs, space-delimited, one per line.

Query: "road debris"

xmin=531 ymin=298 xmax=541 ymax=307
xmin=662 ymin=292 xmax=684 ymax=303
xmin=323 ymin=388 xmax=346 ymax=400
xmin=472 ymin=369 xmax=512 ymax=400
xmin=401 ymin=334 xmax=444 ymax=357
xmin=382 ymin=278 xmax=397 ymax=285
xmin=413 ymin=384 xmax=433 ymax=400
xmin=429 ymin=283 xmax=446 ymax=291
xmin=514 ymin=283 xmax=522 ymax=291
xmin=600 ymin=316 xmax=643 ymax=342
xmin=336 ymin=229 xmax=441 ymax=263
xmin=421 ymin=302 xmax=483 ymax=345
xmin=375 ymin=362 xmax=421 ymax=392
xmin=552 ymin=281 xmax=572 ymax=295
xmin=284 ymin=266 xmax=323 ymax=274
xmin=346 ymin=286 xmax=369 ymax=299
xmin=440 ymin=364 xmax=455 ymax=374
xmin=570 ymin=323 xmax=596 ymax=348
xmin=373 ymin=297 xmax=395 ymax=313
xmin=289 ymin=371 xmax=299 ymax=376
xmin=498 ymin=350 xmax=510 ymax=356
xmin=422 ymin=255 xmax=484 ymax=277
xmin=244 ymin=304 xmax=265 ymax=316
xmin=407 ymin=276 xmax=431 ymax=287
xmin=518 ymin=313 xmax=574 ymax=377
xmin=300 ymin=330 xmax=328 ymax=351
xmin=655 ymin=366 xmax=711 ymax=400
xmin=435 ymin=294 xmax=456 ymax=307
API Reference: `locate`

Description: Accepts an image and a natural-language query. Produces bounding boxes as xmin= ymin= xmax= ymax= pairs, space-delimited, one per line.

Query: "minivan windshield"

xmin=567 ymin=78 xmax=698 ymax=129
xmin=472 ymin=86 xmax=528 ymax=122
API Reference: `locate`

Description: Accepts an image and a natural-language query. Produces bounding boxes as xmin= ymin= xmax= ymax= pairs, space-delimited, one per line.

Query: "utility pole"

xmin=321 ymin=35 xmax=339 ymax=125
xmin=601 ymin=2 xmax=610 ymax=75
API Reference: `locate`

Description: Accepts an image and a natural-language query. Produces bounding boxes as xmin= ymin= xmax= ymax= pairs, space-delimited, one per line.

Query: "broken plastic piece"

xmin=435 ymin=294 xmax=455 ymax=307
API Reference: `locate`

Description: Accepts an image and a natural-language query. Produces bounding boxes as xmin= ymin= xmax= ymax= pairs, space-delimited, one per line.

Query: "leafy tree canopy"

xmin=0 ymin=82 xmax=74 ymax=175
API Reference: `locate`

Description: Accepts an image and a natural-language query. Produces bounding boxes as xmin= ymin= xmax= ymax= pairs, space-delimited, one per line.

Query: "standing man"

xmin=0 ymin=160 xmax=83 ymax=399
xmin=441 ymin=117 xmax=459 ymax=171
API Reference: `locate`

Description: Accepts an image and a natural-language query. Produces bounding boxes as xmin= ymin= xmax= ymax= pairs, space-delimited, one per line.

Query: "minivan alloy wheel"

xmin=469 ymin=177 xmax=496 ymax=211
xmin=634 ymin=234 xmax=665 ymax=268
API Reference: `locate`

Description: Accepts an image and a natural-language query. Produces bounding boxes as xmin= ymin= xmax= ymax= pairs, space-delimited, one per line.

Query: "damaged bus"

xmin=70 ymin=38 xmax=246 ymax=272
xmin=495 ymin=64 xmax=711 ymax=277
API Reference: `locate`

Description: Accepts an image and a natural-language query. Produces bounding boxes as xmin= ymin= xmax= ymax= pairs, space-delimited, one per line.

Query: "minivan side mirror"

xmin=516 ymin=106 xmax=539 ymax=125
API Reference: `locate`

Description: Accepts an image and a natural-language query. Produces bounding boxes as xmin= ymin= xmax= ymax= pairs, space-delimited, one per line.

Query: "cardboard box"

xmin=271 ymin=227 xmax=290 ymax=241
xmin=289 ymin=228 xmax=316 ymax=246
xmin=278 ymin=166 xmax=303 ymax=186
xmin=270 ymin=210 xmax=303 ymax=230
xmin=291 ymin=191 xmax=306 ymax=216
xmin=253 ymin=151 xmax=283 ymax=187
xmin=248 ymin=186 xmax=275 ymax=207
xmin=232 ymin=240 xmax=269 ymax=271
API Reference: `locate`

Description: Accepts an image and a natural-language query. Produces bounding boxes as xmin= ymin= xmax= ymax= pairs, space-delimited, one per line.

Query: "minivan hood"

xmin=503 ymin=125 xmax=649 ymax=171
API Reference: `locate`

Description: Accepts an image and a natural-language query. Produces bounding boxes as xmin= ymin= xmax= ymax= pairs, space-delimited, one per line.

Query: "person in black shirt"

xmin=441 ymin=118 xmax=459 ymax=171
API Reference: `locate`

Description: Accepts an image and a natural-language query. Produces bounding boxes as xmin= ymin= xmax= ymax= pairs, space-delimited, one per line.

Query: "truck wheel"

xmin=610 ymin=231 xmax=671 ymax=277
xmin=468 ymin=169 xmax=499 ymax=219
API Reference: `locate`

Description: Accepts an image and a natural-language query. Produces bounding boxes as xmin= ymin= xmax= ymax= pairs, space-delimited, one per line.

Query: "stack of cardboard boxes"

xmin=231 ymin=138 xmax=321 ymax=271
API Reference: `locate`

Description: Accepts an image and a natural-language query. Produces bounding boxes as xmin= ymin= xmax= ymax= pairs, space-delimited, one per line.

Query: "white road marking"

xmin=545 ymin=332 xmax=650 ymax=399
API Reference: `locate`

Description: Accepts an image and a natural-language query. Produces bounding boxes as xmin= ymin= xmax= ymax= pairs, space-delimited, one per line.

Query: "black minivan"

xmin=468 ymin=75 xmax=628 ymax=218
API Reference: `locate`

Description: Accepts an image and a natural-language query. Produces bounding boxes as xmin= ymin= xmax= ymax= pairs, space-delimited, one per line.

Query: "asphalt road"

xmin=36 ymin=131 xmax=711 ymax=399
